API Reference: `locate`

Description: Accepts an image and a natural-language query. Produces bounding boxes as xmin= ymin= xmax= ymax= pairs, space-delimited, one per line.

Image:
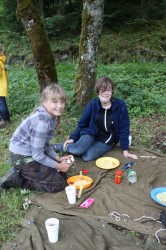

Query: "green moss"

xmin=17 ymin=0 xmax=57 ymax=90
xmin=74 ymin=0 xmax=104 ymax=106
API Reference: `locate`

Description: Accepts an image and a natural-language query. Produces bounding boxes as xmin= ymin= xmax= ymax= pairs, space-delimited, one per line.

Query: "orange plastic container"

xmin=67 ymin=175 xmax=93 ymax=190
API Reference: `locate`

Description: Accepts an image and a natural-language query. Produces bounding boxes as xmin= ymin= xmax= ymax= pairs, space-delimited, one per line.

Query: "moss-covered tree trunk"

xmin=17 ymin=0 xmax=58 ymax=92
xmin=74 ymin=0 xmax=104 ymax=107
xmin=37 ymin=0 xmax=45 ymax=19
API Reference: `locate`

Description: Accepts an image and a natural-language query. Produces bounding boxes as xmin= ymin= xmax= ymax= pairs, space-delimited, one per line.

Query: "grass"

xmin=0 ymin=62 xmax=166 ymax=249
xmin=0 ymin=189 xmax=27 ymax=245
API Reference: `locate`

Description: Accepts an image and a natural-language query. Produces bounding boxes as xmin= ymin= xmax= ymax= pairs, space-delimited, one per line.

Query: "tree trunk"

xmin=17 ymin=0 xmax=58 ymax=92
xmin=37 ymin=0 xmax=45 ymax=20
xmin=74 ymin=0 xmax=104 ymax=107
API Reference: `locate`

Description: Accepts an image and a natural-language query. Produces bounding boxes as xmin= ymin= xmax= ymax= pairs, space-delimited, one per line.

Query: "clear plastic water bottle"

xmin=128 ymin=169 xmax=137 ymax=183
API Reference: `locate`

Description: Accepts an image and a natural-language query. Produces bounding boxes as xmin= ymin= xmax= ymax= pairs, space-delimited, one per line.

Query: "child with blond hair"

xmin=0 ymin=84 xmax=73 ymax=192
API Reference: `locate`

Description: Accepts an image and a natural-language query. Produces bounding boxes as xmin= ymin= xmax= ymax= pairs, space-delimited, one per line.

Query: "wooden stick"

xmin=140 ymin=156 xmax=157 ymax=159
xmin=78 ymin=186 xmax=83 ymax=198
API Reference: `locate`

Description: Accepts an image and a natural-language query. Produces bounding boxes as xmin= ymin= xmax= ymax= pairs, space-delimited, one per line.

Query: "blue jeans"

xmin=67 ymin=135 xmax=113 ymax=162
xmin=0 ymin=97 xmax=10 ymax=121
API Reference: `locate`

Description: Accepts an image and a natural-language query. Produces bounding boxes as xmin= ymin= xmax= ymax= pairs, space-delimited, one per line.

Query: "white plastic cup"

xmin=65 ymin=185 xmax=76 ymax=204
xmin=45 ymin=218 xmax=59 ymax=243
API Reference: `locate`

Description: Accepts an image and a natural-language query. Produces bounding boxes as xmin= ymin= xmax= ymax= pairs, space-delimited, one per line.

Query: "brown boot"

xmin=0 ymin=167 xmax=18 ymax=189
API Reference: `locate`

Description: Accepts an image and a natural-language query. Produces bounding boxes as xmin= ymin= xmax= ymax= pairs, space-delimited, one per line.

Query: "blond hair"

xmin=40 ymin=84 xmax=67 ymax=104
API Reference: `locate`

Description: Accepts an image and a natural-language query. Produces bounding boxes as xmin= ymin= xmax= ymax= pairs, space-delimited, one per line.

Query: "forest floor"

xmin=130 ymin=115 xmax=166 ymax=154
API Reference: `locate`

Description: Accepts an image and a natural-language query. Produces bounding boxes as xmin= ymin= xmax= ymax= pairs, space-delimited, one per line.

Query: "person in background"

xmin=0 ymin=44 xmax=10 ymax=128
xmin=0 ymin=84 xmax=73 ymax=192
xmin=54 ymin=77 xmax=138 ymax=161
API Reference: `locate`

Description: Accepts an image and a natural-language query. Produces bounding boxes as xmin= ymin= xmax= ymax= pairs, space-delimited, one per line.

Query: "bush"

xmin=7 ymin=62 xmax=166 ymax=119
xmin=97 ymin=63 xmax=166 ymax=117
xmin=44 ymin=14 xmax=81 ymax=38
xmin=8 ymin=66 xmax=39 ymax=117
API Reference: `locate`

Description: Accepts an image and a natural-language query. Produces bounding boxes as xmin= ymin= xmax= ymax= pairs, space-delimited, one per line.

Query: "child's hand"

xmin=63 ymin=139 xmax=74 ymax=150
xmin=56 ymin=161 xmax=71 ymax=172
xmin=55 ymin=155 xmax=74 ymax=170
xmin=59 ymin=155 xmax=74 ymax=163
xmin=123 ymin=150 xmax=138 ymax=159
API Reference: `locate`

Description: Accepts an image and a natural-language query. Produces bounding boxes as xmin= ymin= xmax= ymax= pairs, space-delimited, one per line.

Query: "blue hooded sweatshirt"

xmin=69 ymin=97 xmax=130 ymax=151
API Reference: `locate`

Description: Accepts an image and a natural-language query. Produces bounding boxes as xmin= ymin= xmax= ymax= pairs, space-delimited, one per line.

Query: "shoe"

xmin=53 ymin=143 xmax=64 ymax=153
xmin=0 ymin=167 xmax=18 ymax=189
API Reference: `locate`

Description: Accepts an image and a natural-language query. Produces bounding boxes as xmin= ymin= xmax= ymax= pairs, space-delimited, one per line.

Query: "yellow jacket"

xmin=0 ymin=54 xmax=8 ymax=96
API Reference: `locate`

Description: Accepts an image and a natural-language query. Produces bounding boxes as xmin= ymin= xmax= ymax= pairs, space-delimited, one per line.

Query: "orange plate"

xmin=67 ymin=175 xmax=93 ymax=190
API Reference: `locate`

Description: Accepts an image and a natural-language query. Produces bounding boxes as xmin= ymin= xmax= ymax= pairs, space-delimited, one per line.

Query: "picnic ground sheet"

xmin=3 ymin=146 xmax=166 ymax=250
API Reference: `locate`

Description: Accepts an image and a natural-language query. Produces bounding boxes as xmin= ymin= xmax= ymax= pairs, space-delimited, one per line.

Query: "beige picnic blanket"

xmin=3 ymin=146 xmax=166 ymax=250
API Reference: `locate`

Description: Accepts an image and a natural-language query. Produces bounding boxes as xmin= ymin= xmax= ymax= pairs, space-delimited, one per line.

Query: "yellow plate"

xmin=67 ymin=175 xmax=93 ymax=190
xmin=95 ymin=157 xmax=120 ymax=169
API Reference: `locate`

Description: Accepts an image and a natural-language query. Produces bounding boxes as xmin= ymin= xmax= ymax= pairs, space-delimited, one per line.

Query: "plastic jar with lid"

xmin=115 ymin=170 xmax=123 ymax=184
xmin=128 ymin=169 xmax=137 ymax=183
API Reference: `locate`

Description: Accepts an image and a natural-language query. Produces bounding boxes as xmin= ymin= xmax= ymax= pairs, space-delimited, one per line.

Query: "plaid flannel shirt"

xmin=9 ymin=106 xmax=58 ymax=168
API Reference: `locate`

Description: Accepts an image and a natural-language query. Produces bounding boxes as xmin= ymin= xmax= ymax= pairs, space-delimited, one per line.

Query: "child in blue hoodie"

xmin=55 ymin=77 xmax=138 ymax=162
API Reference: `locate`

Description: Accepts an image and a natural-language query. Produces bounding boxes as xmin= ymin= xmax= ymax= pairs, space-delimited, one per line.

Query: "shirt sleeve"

xmin=30 ymin=120 xmax=58 ymax=168
xmin=44 ymin=142 xmax=57 ymax=159
xmin=118 ymin=102 xmax=130 ymax=151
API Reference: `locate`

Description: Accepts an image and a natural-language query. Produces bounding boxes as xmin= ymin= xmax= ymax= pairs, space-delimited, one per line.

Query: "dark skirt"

xmin=9 ymin=152 xmax=67 ymax=193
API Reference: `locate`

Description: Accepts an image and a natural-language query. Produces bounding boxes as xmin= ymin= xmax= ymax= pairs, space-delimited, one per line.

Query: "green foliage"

xmin=0 ymin=189 xmax=29 ymax=245
xmin=123 ymin=18 xmax=150 ymax=30
xmin=0 ymin=2 xmax=165 ymax=65
xmin=99 ymin=20 xmax=166 ymax=64
xmin=44 ymin=14 xmax=67 ymax=37
xmin=44 ymin=13 xmax=81 ymax=38
xmin=1 ymin=0 xmax=166 ymax=40
xmin=8 ymin=66 xmax=39 ymax=117
xmin=57 ymin=63 xmax=77 ymax=99
xmin=104 ymin=0 xmax=166 ymax=29
xmin=7 ymin=62 xmax=166 ymax=120
xmin=7 ymin=63 xmax=82 ymax=118
xmin=97 ymin=63 xmax=166 ymax=117
xmin=0 ymin=0 xmax=22 ymax=33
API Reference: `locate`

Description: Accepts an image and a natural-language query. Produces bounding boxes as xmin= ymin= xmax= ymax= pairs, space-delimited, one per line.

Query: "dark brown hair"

xmin=95 ymin=77 xmax=114 ymax=95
